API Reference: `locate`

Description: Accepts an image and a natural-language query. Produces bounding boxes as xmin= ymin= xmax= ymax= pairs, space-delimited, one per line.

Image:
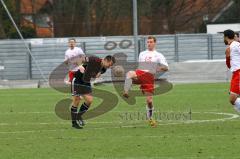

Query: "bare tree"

xmin=51 ymin=0 xmax=231 ymax=37
xmin=138 ymin=0 xmax=231 ymax=34
xmin=0 ymin=16 xmax=6 ymax=38
xmin=52 ymin=0 xmax=132 ymax=37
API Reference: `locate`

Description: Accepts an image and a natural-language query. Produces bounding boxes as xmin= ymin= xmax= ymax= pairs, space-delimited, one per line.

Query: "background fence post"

xmin=27 ymin=42 xmax=32 ymax=79
xmin=138 ymin=38 xmax=145 ymax=54
xmin=82 ymin=42 xmax=86 ymax=54
xmin=207 ymin=34 xmax=213 ymax=60
xmin=175 ymin=34 xmax=179 ymax=62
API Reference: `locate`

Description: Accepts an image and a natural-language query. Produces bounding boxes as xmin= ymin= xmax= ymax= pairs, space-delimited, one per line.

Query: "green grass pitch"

xmin=0 ymin=83 xmax=240 ymax=159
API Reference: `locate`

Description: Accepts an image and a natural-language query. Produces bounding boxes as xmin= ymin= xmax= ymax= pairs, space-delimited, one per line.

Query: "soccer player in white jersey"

xmin=123 ymin=36 xmax=169 ymax=127
xmin=64 ymin=38 xmax=85 ymax=84
xmin=224 ymin=29 xmax=240 ymax=112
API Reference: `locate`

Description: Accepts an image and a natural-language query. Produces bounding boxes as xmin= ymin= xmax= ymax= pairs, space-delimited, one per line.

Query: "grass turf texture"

xmin=0 ymin=83 xmax=239 ymax=159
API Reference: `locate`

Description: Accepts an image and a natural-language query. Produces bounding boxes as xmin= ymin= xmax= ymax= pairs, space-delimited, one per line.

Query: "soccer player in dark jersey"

xmin=71 ymin=55 xmax=116 ymax=129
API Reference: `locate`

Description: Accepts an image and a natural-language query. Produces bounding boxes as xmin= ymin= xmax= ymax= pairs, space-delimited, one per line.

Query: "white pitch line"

xmin=184 ymin=112 xmax=240 ymax=124
xmin=0 ymin=111 xmax=150 ymax=114
xmin=1 ymin=133 xmax=240 ymax=140
xmin=0 ymin=110 xmax=238 ymax=114
xmin=0 ymin=112 xmax=239 ymax=134
xmin=0 ymin=121 xmax=177 ymax=126
xmin=0 ymin=111 xmax=238 ymax=125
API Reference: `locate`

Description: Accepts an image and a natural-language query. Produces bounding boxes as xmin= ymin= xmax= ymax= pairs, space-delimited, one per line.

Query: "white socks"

xmin=146 ymin=106 xmax=154 ymax=119
xmin=234 ymin=98 xmax=240 ymax=112
xmin=124 ymin=76 xmax=132 ymax=93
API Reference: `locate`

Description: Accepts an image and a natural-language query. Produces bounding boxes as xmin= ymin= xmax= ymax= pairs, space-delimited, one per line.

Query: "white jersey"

xmin=64 ymin=47 xmax=85 ymax=71
xmin=230 ymin=41 xmax=240 ymax=72
xmin=138 ymin=50 xmax=168 ymax=74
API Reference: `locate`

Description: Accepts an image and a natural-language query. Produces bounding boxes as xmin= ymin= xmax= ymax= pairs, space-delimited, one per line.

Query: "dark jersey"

xmin=74 ymin=56 xmax=107 ymax=84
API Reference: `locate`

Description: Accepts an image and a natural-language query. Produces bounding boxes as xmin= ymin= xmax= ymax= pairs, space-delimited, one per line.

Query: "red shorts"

xmin=134 ymin=69 xmax=154 ymax=94
xmin=230 ymin=69 xmax=240 ymax=95
xmin=68 ymin=71 xmax=75 ymax=83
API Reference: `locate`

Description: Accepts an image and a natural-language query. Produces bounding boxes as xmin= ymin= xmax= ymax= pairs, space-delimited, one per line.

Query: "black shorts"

xmin=71 ymin=77 xmax=92 ymax=96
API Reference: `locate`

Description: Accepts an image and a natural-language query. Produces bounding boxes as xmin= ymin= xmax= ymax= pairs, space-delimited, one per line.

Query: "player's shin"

xmin=146 ymin=104 xmax=157 ymax=127
xmin=124 ymin=76 xmax=132 ymax=93
xmin=78 ymin=102 xmax=89 ymax=115
xmin=71 ymin=106 xmax=78 ymax=124
xmin=146 ymin=104 xmax=154 ymax=120
xmin=77 ymin=103 xmax=89 ymax=125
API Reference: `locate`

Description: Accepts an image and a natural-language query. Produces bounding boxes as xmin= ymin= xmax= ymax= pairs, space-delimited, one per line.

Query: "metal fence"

xmin=0 ymin=34 xmax=226 ymax=80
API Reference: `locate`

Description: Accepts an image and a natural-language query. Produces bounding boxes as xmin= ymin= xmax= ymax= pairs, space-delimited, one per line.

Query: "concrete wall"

xmin=0 ymin=34 xmax=227 ymax=81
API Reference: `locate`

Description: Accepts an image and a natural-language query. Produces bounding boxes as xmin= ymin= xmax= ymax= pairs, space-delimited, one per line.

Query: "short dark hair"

xmin=147 ymin=36 xmax=156 ymax=43
xmin=104 ymin=55 xmax=116 ymax=64
xmin=235 ymin=32 xmax=239 ymax=38
xmin=224 ymin=29 xmax=235 ymax=39
xmin=68 ymin=38 xmax=76 ymax=42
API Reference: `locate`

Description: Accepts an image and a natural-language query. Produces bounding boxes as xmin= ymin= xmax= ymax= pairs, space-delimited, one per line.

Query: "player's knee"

xmin=85 ymin=98 xmax=93 ymax=106
xmin=146 ymin=98 xmax=153 ymax=105
xmin=127 ymin=71 xmax=136 ymax=78
xmin=72 ymin=96 xmax=81 ymax=105
xmin=85 ymin=101 xmax=92 ymax=106
xmin=77 ymin=96 xmax=81 ymax=101
xmin=126 ymin=71 xmax=132 ymax=78
xmin=73 ymin=100 xmax=79 ymax=106
xmin=229 ymin=95 xmax=238 ymax=105
xmin=147 ymin=100 xmax=152 ymax=105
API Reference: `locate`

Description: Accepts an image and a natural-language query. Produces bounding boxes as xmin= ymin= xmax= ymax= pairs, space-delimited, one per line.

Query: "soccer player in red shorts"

xmin=224 ymin=29 xmax=240 ymax=112
xmin=123 ymin=36 xmax=169 ymax=127
xmin=64 ymin=38 xmax=85 ymax=84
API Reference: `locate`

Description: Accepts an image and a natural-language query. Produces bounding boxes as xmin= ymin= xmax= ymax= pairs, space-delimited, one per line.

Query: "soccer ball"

xmin=112 ymin=65 xmax=125 ymax=77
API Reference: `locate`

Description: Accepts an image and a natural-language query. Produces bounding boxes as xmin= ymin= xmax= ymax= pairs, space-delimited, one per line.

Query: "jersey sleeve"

xmin=158 ymin=54 xmax=168 ymax=67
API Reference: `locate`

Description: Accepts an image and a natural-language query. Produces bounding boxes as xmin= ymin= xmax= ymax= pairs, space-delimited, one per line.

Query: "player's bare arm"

xmin=225 ymin=46 xmax=230 ymax=69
